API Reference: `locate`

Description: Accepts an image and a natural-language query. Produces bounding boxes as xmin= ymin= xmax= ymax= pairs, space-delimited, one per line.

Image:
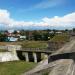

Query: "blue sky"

xmin=0 ymin=0 xmax=75 ymax=30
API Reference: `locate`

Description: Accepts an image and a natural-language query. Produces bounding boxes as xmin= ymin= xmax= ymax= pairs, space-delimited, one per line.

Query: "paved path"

xmin=49 ymin=59 xmax=74 ymax=75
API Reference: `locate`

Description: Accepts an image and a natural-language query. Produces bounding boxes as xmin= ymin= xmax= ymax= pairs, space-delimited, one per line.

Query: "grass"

xmin=21 ymin=41 xmax=48 ymax=48
xmin=0 ymin=42 xmax=22 ymax=46
xmin=0 ymin=61 xmax=36 ymax=75
xmin=0 ymin=41 xmax=48 ymax=48
xmin=0 ymin=49 xmax=8 ymax=52
xmin=43 ymin=72 xmax=48 ymax=75
xmin=50 ymin=34 xmax=70 ymax=42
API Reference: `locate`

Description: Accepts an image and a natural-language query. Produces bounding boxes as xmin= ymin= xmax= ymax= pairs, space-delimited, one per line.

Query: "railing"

xmin=19 ymin=48 xmax=55 ymax=53
xmin=0 ymin=46 xmax=8 ymax=50
xmin=0 ymin=45 xmax=21 ymax=50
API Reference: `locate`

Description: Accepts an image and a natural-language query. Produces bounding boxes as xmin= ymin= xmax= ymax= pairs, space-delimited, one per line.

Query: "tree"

xmin=13 ymin=30 xmax=17 ymax=34
xmin=73 ymin=28 xmax=75 ymax=32
xmin=0 ymin=33 xmax=7 ymax=42
xmin=32 ymin=31 xmax=42 ymax=41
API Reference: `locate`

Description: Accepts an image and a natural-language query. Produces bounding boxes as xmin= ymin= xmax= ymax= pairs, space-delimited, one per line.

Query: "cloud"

xmin=35 ymin=0 xmax=64 ymax=9
xmin=0 ymin=9 xmax=11 ymax=25
xmin=19 ymin=0 xmax=65 ymax=12
xmin=0 ymin=9 xmax=75 ymax=30
xmin=0 ymin=9 xmax=34 ymax=30
xmin=42 ymin=12 xmax=75 ymax=28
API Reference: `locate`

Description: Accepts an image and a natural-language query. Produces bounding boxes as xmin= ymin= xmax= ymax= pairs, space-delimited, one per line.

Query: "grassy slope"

xmin=50 ymin=34 xmax=70 ymax=42
xmin=0 ymin=61 xmax=36 ymax=75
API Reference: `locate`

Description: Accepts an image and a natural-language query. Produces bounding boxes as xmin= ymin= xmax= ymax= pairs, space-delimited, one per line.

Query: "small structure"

xmin=56 ymin=31 xmax=62 ymax=34
xmin=49 ymin=31 xmax=54 ymax=34
xmin=8 ymin=37 xmax=18 ymax=42
xmin=19 ymin=36 xmax=26 ymax=40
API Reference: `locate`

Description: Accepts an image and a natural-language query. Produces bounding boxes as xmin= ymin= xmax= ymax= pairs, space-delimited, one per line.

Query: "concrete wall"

xmin=0 ymin=52 xmax=19 ymax=62
xmin=48 ymin=52 xmax=75 ymax=63
xmin=0 ymin=45 xmax=21 ymax=62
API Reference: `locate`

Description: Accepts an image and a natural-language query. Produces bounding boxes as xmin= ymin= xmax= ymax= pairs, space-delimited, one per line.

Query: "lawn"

xmin=50 ymin=34 xmax=70 ymax=42
xmin=21 ymin=41 xmax=48 ymax=48
xmin=0 ymin=61 xmax=36 ymax=75
xmin=0 ymin=49 xmax=8 ymax=52
xmin=0 ymin=41 xmax=48 ymax=48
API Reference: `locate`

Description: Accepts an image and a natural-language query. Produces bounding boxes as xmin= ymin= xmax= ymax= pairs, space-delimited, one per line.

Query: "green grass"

xmin=43 ymin=72 xmax=48 ymax=75
xmin=0 ymin=61 xmax=36 ymax=75
xmin=0 ymin=41 xmax=48 ymax=48
xmin=21 ymin=41 xmax=48 ymax=48
xmin=0 ymin=49 xmax=8 ymax=52
xmin=50 ymin=34 xmax=70 ymax=42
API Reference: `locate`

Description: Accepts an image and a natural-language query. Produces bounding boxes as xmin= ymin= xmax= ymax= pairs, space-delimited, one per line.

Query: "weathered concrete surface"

xmin=0 ymin=45 xmax=21 ymax=62
xmin=49 ymin=59 xmax=74 ymax=75
xmin=0 ymin=52 xmax=19 ymax=62
xmin=24 ymin=59 xmax=75 ymax=75
xmin=23 ymin=38 xmax=75 ymax=75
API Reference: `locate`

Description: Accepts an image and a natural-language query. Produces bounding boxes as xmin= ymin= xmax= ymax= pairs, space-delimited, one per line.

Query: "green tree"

xmin=0 ymin=33 xmax=7 ymax=42
xmin=73 ymin=28 xmax=75 ymax=32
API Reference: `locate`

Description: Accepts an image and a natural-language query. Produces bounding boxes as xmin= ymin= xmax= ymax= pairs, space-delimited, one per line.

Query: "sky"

xmin=0 ymin=0 xmax=75 ymax=30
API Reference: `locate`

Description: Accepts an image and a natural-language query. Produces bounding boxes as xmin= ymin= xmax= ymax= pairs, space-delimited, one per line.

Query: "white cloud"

xmin=35 ymin=0 xmax=64 ymax=9
xmin=0 ymin=9 xmax=75 ymax=30
xmin=42 ymin=12 xmax=75 ymax=28
xmin=0 ymin=9 xmax=12 ymax=25
xmin=0 ymin=9 xmax=34 ymax=30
